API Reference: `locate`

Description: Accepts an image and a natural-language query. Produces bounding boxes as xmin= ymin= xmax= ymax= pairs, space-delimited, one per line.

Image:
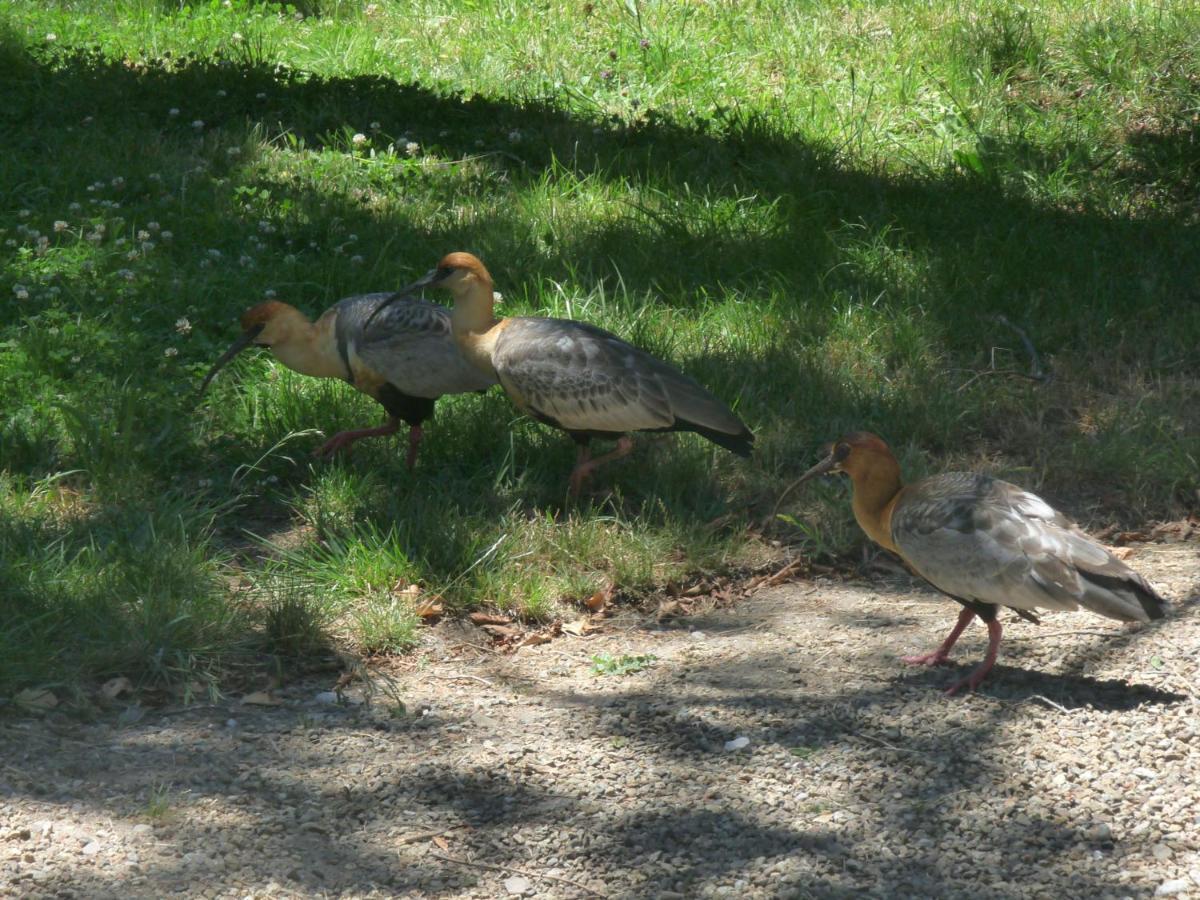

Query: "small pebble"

xmin=1155 ymin=879 xmax=1190 ymax=897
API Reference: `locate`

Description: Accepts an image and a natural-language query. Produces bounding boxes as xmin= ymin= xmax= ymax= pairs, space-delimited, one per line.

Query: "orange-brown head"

xmin=785 ymin=431 xmax=905 ymax=551
xmin=364 ymin=251 xmax=495 ymax=330
xmin=793 ymin=431 xmax=898 ymax=484
xmin=199 ymin=300 xmax=307 ymax=396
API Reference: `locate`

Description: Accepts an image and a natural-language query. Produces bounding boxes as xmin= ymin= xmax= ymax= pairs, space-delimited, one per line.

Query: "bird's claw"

xmin=901 ymin=651 xmax=952 ymax=668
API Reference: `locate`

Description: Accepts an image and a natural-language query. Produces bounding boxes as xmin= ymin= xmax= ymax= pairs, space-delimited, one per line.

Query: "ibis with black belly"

xmin=367 ymin=252 xmax=754 ymax=494
xmin=200 ymin=292 xmax=496 ymax=467
xmin=792 ymin=432 xmax=1168 ymax=695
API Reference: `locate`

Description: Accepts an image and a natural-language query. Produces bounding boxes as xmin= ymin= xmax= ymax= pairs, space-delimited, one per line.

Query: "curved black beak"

xmin=198 ymin=324 xmax=264 ymax=397
xmin=363 ymin=268 xmax=441 ymax=330
xmin=792 ymin=448 xmax=842 ymax=487
xmin=770 ymin=445 xmax=842 ymax=521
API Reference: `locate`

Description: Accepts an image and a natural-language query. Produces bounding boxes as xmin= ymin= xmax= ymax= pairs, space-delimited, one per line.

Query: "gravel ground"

xmin=1 ymin=543 xmax=1197 ymax=900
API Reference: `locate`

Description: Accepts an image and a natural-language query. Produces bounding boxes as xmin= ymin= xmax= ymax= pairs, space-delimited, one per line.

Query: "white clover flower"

xmin=207 ymin=249 xmax=222 ymax=259
xmin=86 ymin=232 xmax=102 ymax=243
xmin=47 ymin=326 xmax=60 ymax=335
xmin=347 ymin=233 xmax=358 ymax=242
xmin=137 ymin=230 xmax=150 ymax=241
xmin=493 ymin=291 xmax=503 ymax=302
xmin=45 ymin=32 xmax=57 ymax=41
xmin=192 ymin=120 xmax=204 ymax=130
xmin=405 ymin=141 xmax=420 ymax=156
xmin=69 ymin=202 xmax=82 ymax=212
xmin=369 ymin=121 xmax=381 ymax=131
xmin=199 ymin=259 xmax=210 ymax=269
xmin=474 ymin=139 xmax=485 ymax=147
xmin=256 ymin=92 xmax=267 ymax=100
xmin=18 ymin=209 xmax=30 ymax=218
xmin=53 ymin=220 xmax=68 ymax=233
xmin=283 ymin=254 xmax=297 ymax=265
xmin=13 ymin=284 xmax=29 ymax=300
xmin=352 ymin=133 xmax=367 ymax=145
xmin=148 ymin=173 xmax=162 ymax=182
xmin=175 ymin=317 xmax=192 ymax=335
xmin=198 ymin=477 xmax=213 ymax=488
xmin=239 ymin=254 xmax=253 ymax=267
xmin=508 ymin=129 xmax=522 ymax=143
xmin=142 ymin=241 xmax=156 ymax=252
xmin=350 ymin=255 xmax=364 ymax=265
xmin=169 ymin=108 xmax=180 ymax=117
xmin=226 ymin=146 xmax=240 ymax=157
xmin=264 ymin=288 xmax=277 ymax=299
xmin=71 ymin=355 xmax=81 ymax=364
xmin=147 ymin=221 xmax=160 ymax=232
xmin=164 ymin=347 xmax=178 ymax=358
xmin=4 ymin=239 xmax=16 ymax=248
xmin=111 ymin=176 xmax=125 ymax=188
xmin=160 ymin=230 xmax=173 ymax=241
xmin=117 ymin=268 xmax=135 ymax=280
xmin=216 ymin=89 xmax=227 ymax=98
xmin=114 ymin=237 xmax=127 ymax=247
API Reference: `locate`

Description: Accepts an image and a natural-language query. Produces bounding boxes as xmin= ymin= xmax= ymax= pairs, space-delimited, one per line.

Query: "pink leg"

xmin=944 ymin=618 xmax=1003 ymax=696
xmin=903 ymin=607 xmax=976 ymax=667
xmin=314 ymin=417 xmax=400 ymax=458
xmin=568 ymin=437 xmax=633 ymax=497
xmin=404 ymin=424 xmax=423 ymax=470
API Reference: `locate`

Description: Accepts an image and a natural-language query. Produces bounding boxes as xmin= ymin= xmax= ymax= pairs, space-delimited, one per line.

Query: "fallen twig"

xmin=426 ymin=673 xmax=496 ymax=688
xmin=1028 ymin=694 xmax=1072 ymax=713
xmin=852 ymin=732 xmax=919 ymax=754
xmin=397 ymin=824 xmax=467 ymax=845
xmin=429 ymin=851 xmax=606 ymax=897
xmin=993 ymin=314 xmax=1049 ymax=382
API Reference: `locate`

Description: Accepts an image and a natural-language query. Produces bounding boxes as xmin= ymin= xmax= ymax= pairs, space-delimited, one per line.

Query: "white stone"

xmin=1154 ymin=879 xmax=1189 ymax=896
xmin=724 ymin=736 xmax=750 ymax=751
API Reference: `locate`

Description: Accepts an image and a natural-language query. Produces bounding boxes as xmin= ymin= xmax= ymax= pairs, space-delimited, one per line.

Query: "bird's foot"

xmin=943 ymin=666 xmax=989 ymax=697
xmin=313 ymin=420 xmax=401 ymax=460
xmin=901 ymin=650 xmax=953 ymax=668
xmin=314 ymin=432 xmax=358 ymax=458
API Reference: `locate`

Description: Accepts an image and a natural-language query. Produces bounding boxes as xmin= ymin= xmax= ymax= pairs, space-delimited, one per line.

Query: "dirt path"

xmin=2 ymin=545 xmax=1198 ymax=899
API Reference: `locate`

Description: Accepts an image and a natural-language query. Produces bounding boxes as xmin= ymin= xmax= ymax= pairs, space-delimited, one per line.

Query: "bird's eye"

xmin=833 ymin=443 xmax=851 ymax=462
xmin=436 ymin=266 xmax=454 ymax=278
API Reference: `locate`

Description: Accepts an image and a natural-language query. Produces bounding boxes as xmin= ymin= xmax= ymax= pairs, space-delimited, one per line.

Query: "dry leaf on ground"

xmin=584 ymin=585 xmax=614 ymax=612
xmin=415 ymin=597 xmax=444 ymax=619
xmin=15 ymin=688 xmax=58 ymax=711
xmin=99 ymin=676 xmax=132 ymax=700
xmin=241 ymin=691 xmax=282 ymax=706
xmin=469 ymin=612 xmax=513 ymax=626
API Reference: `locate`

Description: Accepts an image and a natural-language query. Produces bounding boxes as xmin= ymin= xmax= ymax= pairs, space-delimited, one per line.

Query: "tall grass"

xmin=1 ymin=0 xmax=1196 ymax=697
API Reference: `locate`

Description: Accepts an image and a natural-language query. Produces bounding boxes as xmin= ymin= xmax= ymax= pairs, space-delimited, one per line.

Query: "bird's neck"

xmin=450 ymin=279 xmax=502 ymax=376
xmin=270 ymin=311 xmax=346 ymax=380
xmin=849 ymin=461 xmax=904 ymax=553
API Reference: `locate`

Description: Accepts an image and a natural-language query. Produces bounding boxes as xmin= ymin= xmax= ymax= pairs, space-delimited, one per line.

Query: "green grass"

xmin=591 ymin=653 xmax=658 ymax=677
xmin=1 ymin=0 xmax=1197 ymax=699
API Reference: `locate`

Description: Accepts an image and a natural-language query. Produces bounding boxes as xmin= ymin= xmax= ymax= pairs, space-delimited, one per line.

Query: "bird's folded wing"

xmin=492 ymin=318 xmax=676 ymax=432
xmin=893 ymin=476 xmax=1162 ymax=621
xmin=892 ymin=475 xmax=1082 ymax=613
xmin=343 ymin=294 xmax=495 ymax=397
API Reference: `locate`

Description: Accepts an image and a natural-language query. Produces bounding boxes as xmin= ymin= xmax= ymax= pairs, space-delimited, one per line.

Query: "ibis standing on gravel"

xmin=791 ymin=432 xmax=1168 ymax=695
xmin=368 ymin=252 xmax=754 ymax=494
xmin=200 ymin=293 xmax=496 ymax=467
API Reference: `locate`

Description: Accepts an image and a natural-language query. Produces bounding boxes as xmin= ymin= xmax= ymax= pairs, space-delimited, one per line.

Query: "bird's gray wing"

xmin=337 ymin=293 xmax=495 ymax=398
xmin=892 ymin=474 xmax=1165 ymax=622
xmin=491 ymin=317 xmax=742 ymax=435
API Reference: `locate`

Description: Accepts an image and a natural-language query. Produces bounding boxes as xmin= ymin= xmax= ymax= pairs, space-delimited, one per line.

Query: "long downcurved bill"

xmin=198 ymin=324 xmax=264 ymax=397
xmin=362 ymin=269 xmax=440 ymax=330
xmin=772 ymin=447 xmax=841 ymax=518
